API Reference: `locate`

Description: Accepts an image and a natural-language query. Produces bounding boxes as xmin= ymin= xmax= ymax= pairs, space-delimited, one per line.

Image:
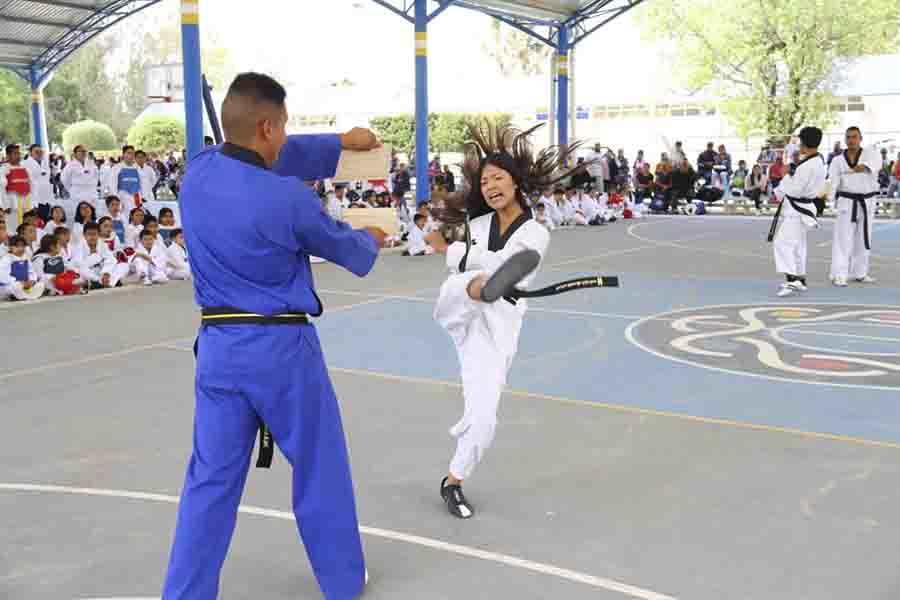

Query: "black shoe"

xmin=480 ymin=249 xmax=540 ymax=303
xmin=441 ymin=477 xmax=474 ymax=519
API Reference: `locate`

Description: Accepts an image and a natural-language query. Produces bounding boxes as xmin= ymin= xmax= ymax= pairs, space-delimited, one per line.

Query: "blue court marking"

xmin=313 ymin=273 xmax=900 ymax=446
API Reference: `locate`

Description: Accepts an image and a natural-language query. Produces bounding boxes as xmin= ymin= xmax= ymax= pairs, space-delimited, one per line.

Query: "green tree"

xmin=62 ymin=120 xmax=117 ymax=152
xmin=370 ymin=113 xmax=513 ymax=155
xmin=482 ymin=20 xmax=551 ymax=77
xmin=0 ymin=71 xmax=29 ymax=144
xmin=127 ymin=115 xmax=185 ymax=151
xmin=640 ymin=0 xmax=900 ymax=140
xmin=370 ymin=115 xmax=416 ymax=155
xmin=44 ymin=38 xmax=125 ymax=143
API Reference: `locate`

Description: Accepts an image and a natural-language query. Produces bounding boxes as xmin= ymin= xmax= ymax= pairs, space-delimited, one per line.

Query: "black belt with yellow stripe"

xmin=201 ymin=307 xmax=310 ymax=326
xmin=197 ymin=307 xmax=311 ymax=468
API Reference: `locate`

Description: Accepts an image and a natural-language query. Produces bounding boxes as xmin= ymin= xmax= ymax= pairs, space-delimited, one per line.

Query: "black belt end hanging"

xmin=256 ymin=418 xmax=274 ymax=469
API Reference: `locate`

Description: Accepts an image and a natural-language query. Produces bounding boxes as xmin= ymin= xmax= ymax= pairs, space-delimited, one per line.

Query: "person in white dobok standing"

xmin=827 ymin=126 xmax=881 ymax=287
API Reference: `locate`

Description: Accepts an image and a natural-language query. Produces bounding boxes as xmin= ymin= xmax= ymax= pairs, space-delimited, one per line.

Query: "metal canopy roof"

xmin=0 ymin=0 xmax=163 ymax=85
xmin=373 ymin=0 xmax=646 ymax=47
xmin=0 ymin=0 xmax=643 ymax=86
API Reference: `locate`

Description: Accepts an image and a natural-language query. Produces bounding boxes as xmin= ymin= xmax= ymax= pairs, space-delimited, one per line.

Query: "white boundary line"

xmin=626 ymin=221 xmax=898 ymax=267
xmin=0 ymin=483 xmax=676 ymax=600
xmin=624 ymin=302 xmax=900 ymax=392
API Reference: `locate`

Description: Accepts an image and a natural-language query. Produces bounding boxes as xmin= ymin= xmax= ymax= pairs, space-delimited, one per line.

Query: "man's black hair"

xmin=82 ymin=222 xmax=100 ymax=234
xmin=226 ymin=72 xmax=286 ymax=107
xmin=799 ymin=126 xmax=823 ymax=149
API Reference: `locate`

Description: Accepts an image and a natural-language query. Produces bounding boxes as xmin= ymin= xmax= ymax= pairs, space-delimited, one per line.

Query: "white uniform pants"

xmin=774 ymin=215 xmax=808 ymax=276
xmin=89 ymin=264 xmax=129 ymax=287
xmin=4 ymin=280 xmax=45 ymax=301
xmin=435 ymin=272 xmax=515 ymax=481
xmin=132 ymin=259 xmax=168 ymax=283
xmin=166 ymin=265 xmax=191 ymax=280
xmin=830 ymin=199 xmax=875 ymax=280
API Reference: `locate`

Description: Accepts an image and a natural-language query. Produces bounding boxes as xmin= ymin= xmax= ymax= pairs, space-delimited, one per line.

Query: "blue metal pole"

xmin=414 ymin=0 xmax=429 ymax=207
xmin=28 ymin=67 xmax=46 ymax=149
xmin=556 ymin=25 xmax=569 ymax=149
xmin=181 ymin=0 xmax=203 ymax=160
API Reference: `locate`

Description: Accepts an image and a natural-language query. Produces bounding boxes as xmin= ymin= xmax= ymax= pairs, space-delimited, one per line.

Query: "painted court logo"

xmin=626 ymin=304 xmax=900 ymax=389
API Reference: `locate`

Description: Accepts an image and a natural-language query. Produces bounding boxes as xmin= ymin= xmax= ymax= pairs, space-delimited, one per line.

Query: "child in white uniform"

xmin=425 ymin=122 xmax=581 ymax=519
xmin=404 ymin=214 xmax=435 ymax=256
xmin=73 ymin=222 xmax=128 ymax=289
xmin=130 ymin=228 xmax=169 ymax=285
xmin=1 ymin=235 xmax=45 ymax=300
xmin=165 ymin=228 xmax=191 ymax=280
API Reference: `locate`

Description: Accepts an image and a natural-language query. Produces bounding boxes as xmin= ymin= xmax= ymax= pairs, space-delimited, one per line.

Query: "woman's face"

xmin=481 ymin=163 xmax=517 ymax=212
xmin=100 ymin=220 xmax=112 ymax=237
xmin=78 ymin=204 xmax=91 ymax=219
xmin=52 ymin=207 xmax=64 ymax=222
xmin=131 ymin=210 xmax=144 ymax=225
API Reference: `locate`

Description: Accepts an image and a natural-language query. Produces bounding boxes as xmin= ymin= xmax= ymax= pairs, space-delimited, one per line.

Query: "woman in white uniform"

xmin=425 ymin=123 xmax=582 ymax=518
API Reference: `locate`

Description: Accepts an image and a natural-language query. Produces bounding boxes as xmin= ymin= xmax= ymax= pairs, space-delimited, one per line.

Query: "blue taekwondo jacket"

xmin=179 ymin=135 xmax=378 ymax=316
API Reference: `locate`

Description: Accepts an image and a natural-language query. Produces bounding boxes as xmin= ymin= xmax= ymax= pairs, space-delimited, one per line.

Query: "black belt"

xmin=767 ymin=195 xmax=817 ymax=242
xmin=837 ymin=190 xmax=878 ymax=250
xmin=196 ymin=307 xmax=311 ymax=469
xmin=200 ymin=307 xmax=309 ymax=326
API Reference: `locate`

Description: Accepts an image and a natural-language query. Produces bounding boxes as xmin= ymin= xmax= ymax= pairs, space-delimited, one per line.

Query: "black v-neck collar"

xmin=222 ymin=142 xmax=269 ymax=170
xmin=796 ymin=152 xmax=822 ymax=168
xmin=488 ymin=209 xmax=532 ymax=252
xmin=843 ymin=148 xmax=861 ymax=168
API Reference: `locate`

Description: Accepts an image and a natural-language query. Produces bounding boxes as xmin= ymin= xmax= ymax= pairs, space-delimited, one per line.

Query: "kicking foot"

xmin=479 ymin=249 xmax=541 ymax=303
xmin=832 ymin=277 xmax=848 ymax=287
xmin=855 ymin=275 xmax=876 ymax=284
xmin=441 ymin=477 xmax=474 ymax=519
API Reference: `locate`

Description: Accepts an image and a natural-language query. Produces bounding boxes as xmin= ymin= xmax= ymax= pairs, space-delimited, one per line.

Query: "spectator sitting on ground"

xmin=744 ymin=164 xmax=768 ymax=214
xmin=697 ymin=142 xmax=717 ymax=182
xmin=634 ymin=163 xmax=654 ymax=205
xmin=403 ymin=214 xmax=435 ymax=257
xmin=16 ymin=222 xmax=39 ymax=258
xmin=732 ymin=160 xmax=749 ymax=193
xmin=670 ymin=160 xmax=696 ymax=213
xmin=534 ymin=203 xmax=554 ymax=231
xmin=165 ymin=228 xmax=191 ymax=280
xmin=1 ymin=235 xmax=45 ymax=301
xmin=768 ymin=154 xmax=786 ymax=192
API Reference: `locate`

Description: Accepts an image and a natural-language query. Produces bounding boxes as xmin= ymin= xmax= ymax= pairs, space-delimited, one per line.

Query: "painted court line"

xmin=0 ymin=298 xmax=387 ymax=382
xmin=324 ymin=366 xmax=900 ymax=451
xmin=626 ymin=221 xmax=897 ymax=266
xmin=148 ymin=341 xmax=900 ymax=450
xmin=0 ymin=338 xmax=193 ymax=382
xmin=0 ymin=484 xmax=675 ymax=600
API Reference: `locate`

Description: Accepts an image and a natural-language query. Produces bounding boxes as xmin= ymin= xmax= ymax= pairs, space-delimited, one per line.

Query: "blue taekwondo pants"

xmin=162 ymin=324 xmax=366 ymax=599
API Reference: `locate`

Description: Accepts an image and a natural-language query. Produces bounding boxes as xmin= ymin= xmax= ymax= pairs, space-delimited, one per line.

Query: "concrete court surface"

xmin=2 ymin=214 xmax=900 ymax=600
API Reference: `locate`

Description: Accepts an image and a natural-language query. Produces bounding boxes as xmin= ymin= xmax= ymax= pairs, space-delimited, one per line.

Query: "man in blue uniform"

xmin=162 ymin=73 xmax=386 ymax=600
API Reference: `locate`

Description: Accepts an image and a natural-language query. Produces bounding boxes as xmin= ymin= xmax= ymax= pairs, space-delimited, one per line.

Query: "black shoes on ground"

xmin=441 ymin=476 xmax=474 ymax=519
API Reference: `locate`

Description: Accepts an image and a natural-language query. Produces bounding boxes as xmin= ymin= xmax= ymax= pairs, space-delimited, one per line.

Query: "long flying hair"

xmin=433 ymin=120 xmax=587 ymax=225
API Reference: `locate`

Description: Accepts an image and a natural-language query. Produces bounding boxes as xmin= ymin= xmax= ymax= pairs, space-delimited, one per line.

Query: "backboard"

xmin=145 ymin=63 xmax=184 ymax=102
